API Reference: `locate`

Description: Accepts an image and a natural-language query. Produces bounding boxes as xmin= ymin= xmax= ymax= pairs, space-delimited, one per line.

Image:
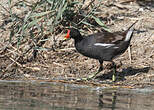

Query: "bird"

xmin=64 ymin=21 xmax=138 ymax=82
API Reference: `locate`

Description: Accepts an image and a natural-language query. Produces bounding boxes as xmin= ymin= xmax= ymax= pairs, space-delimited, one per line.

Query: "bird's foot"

xmin=76 ymin=74 xmax=96 ymax=81
xmin=76 ymin=77 xmax=89 ymax=81
xmin=112 ymin=74 xmax=116 ymax=82
xmin=112 ymin=61 xmax=116 ymax=82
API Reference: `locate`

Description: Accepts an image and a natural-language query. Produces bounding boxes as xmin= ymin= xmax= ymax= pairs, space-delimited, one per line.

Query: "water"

xmin=0 ymin=80 xmax=154 ymax=110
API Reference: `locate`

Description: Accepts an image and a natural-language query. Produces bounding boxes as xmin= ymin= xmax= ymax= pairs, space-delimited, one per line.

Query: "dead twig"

xmin=128 ymin=46 xmax=132 ymax=64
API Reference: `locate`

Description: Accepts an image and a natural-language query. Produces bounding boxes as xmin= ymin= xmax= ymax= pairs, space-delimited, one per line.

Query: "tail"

xmin=124 ymin=20 xmax=138 ymax=41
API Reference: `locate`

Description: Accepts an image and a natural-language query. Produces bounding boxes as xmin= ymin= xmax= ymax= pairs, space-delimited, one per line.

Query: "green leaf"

xmin=17 ymin=36 xmax=23 ymax=48
xmin=9 ymin=29 xmax=14 ymax=43
xmin=31 ymin=11 xmax=53 ymax=18
xmin=81 ymin=21 xmax=94 ymax=27
xmin=24 ymin=11 xmax=32 ymax=23
xmin=92 ymin=16 xmax=111 ymax=32
xmin=92 ymin=16 xmax=105 ymax=27
xmin=46 ymin=0 xmax=54 ymax=4
xmin=27 ymin=18 xmax=42 ymax=28
xmin=33 ymin=47 xmax=49 ymax=50
xmin=54 ymin=0 xmax=67 ymax=25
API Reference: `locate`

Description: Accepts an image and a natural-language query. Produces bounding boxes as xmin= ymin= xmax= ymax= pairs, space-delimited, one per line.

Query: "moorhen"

xmin=64 ymin=21 xmax=138 ymax=81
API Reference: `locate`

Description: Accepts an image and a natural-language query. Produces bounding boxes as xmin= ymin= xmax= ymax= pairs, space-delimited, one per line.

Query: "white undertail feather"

xmin=124 ymin=26 xmax=134 ymax=41
xmin=124 ymin=20 xmax=138 ymax=41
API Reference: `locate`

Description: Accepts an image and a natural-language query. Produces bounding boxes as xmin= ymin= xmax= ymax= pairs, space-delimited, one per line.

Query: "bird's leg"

xmin=76 ymin=60 xmax=103 ymax=81
xmin=87 ymin=60 xmax=103 ymax=80
xmin=112 ymin=61 xmax=116 ymax=82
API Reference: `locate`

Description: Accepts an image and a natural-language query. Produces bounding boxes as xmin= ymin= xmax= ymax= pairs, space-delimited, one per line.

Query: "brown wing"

xmin=91 ymin=31 xmax=126 ymax=44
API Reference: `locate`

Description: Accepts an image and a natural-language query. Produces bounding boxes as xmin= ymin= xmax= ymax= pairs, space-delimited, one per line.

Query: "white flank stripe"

xmin=94 ymin=43 xmax=115 ymax=48
xmin=125 ymin=29 xmax=133 ymax=41
xmin=113 ymin=47 xmax=119 ymax=49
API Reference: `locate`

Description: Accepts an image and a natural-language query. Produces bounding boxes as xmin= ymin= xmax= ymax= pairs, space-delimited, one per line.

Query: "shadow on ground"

xmin=96 ymin=67 xmax=151 ymax=81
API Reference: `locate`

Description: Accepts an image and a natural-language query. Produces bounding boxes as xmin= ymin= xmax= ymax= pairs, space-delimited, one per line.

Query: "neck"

xmin=74 ymin=35 xmax=83 ymax=42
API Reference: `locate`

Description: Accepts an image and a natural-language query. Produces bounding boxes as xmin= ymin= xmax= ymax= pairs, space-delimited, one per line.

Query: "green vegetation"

xmin=0 ymin=0 xmax=108 ymax=60
xmin=6 ymin=0 xmax=106 ymax=47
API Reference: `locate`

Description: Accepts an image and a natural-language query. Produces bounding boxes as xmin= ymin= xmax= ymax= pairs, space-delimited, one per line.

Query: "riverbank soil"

xmin=0 ymin=0 xmax=154 ymax=88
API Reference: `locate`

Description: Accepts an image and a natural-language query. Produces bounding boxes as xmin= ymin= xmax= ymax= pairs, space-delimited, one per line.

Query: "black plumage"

xmin=64 ymin=21 xmax=138 ymax=81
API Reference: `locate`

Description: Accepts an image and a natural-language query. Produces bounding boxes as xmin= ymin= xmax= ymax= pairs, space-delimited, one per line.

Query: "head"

xmin=64 ymin=28 xmax=82 ymax=40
